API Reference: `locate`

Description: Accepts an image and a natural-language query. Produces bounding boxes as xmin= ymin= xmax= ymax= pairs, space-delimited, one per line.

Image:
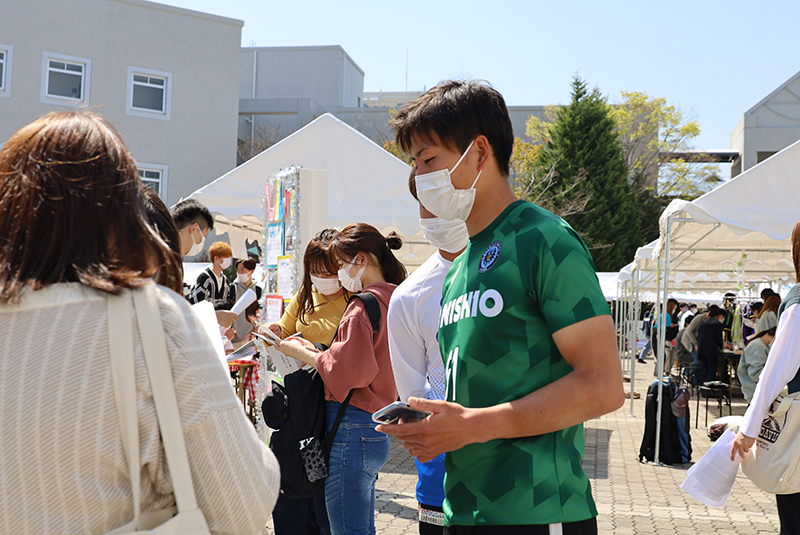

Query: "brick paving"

xmin=266 ymin=357 xmax=783 ymax=534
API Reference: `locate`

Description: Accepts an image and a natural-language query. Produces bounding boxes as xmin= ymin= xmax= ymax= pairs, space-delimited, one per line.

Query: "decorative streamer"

xmin=256 ymin=165 xmax=303 ymax=442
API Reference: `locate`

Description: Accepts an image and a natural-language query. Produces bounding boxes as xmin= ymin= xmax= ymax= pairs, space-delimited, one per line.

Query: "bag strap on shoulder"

xmin=323 ymin=291 xmax=382 ymax=456
xmin=348 ymin=291 xmax=381 ymax=337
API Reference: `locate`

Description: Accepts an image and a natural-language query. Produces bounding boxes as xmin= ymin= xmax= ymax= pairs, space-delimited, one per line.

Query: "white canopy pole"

xmin=653 ymin=214 xmax=673 ymax=466
xmin=629 ymin=259 xmax=640 ymax=417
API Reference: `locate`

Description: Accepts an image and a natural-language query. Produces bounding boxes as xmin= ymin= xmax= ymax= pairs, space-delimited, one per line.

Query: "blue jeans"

xmin=325 ymin=402 xmax=391 ymax=535
xmin=640 ymin=338 xmax=652 ymax=360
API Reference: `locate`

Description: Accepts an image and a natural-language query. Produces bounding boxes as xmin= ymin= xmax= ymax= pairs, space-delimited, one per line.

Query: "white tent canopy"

xmin=640 ymin=132 xmax=800 ymax=460
xmin=182 ymin=113 xmax=433 ymax=268
xmin=188 ymin=113 xmax=418 ymax=232
xmin=654 ymin=136 xmax=800 ymax=288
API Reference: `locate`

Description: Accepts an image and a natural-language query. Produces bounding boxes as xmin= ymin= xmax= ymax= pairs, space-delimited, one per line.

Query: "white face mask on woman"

xmin=415 ymin=139 xmax=482 ymax=221
xmin=310 ymin=275 xmax=342 ymax=295
xmin=419 ymin=216 xmax=470 ymax=253
xmin=338 ymin=256 xmax=366 ymax=293
xmin=236 ymin=273 xmax=252 ymax=286
xmin=220 ymin=257 xmax=232 ymax=270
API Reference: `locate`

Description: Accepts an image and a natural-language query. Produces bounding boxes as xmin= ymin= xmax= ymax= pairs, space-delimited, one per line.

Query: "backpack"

xmin=639 ymin=379 xmax=692 ymax=465
xmin=261 ymin=292 xmax=381 ymax=498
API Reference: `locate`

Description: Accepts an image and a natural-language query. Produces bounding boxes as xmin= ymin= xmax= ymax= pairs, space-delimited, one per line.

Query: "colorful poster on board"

xmin=277 ymin=254 xmax=295 ymax=299
xmin=264 ymin=295 xmax=284 ymax=324
xmin=266 ymin=222 xmax=284 ymax=268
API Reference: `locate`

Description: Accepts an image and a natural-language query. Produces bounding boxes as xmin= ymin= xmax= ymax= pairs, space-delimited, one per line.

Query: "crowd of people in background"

xmin=637 ymin=288 xmax=783 ymax=391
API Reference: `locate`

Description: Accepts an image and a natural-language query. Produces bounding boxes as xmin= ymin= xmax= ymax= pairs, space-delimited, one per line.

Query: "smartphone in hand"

xmin=372 ymin=401 xmax=431 ymax=424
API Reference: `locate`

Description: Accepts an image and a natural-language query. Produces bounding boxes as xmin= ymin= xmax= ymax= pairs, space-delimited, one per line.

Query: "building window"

xmin=0 ymin=44 xmax=14 ymax=98
xmin=41 ymin=52 xmax=91 ymax=106
xmin=127 ymin=67 xmax=172 ymax=120
xmin=136 ymin=163 xmax=168 ymax=198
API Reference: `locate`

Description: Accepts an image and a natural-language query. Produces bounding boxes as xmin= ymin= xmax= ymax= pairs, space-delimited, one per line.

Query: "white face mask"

xmin=220 ymin=257 xmax=232 ymax=270
xmin=419 ymin=217 xmax=469 ymax=253
xmin=236 ymin=273 xmax=252 ymax=285
xmin=310 ymin=275 xmax=342 ymax=296
xmin=415 ymin=139 xmax=482 ymax=221
xmin=187 ymin=225 xmax=205 ymax=257
xmin=338 ymin=256 xmax=366 ymax=293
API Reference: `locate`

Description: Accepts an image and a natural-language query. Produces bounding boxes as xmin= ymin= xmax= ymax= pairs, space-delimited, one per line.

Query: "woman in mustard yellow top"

xmin=270 ymin=230 xmax=349 ymax=347
xmin=261 ymin=228 xmax=347 ymax=535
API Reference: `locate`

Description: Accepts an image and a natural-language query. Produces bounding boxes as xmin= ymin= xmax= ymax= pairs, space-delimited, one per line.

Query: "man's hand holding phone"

xmin=376 ymin=397 xmax=481 ymax=463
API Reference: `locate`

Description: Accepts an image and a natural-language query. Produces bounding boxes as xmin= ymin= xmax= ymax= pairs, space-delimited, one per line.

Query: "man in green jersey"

xmin=378 ymin=80 xmax=624 ymax=535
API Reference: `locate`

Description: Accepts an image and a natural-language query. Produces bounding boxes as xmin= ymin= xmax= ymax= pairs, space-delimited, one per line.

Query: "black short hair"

xmin=171 ymin=198 xmax=214 ymax=231
xmin=235 ymin=258 xmax=257 ymax=271
xmin=392 ymin=80 xmax=514 ymax=177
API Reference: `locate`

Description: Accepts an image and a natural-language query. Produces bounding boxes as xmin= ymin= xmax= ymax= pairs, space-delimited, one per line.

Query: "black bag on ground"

xmin=639 ymin=379 xmax=691 ymax=465
xmin=261 ymin=292 xmax=381 ymax=498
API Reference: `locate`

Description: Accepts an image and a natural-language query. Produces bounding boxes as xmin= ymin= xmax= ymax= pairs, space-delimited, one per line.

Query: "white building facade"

xmin=0 ymin=0 xmax=243 ymax=206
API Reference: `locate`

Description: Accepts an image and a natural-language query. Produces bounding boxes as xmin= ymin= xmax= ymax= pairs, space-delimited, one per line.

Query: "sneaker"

xmin=637 ymin=358 xmax=646 ymax=364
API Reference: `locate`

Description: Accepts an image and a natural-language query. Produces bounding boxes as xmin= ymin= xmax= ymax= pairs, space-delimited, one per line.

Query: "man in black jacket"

xmin=697 ymin=308 xmax=727 ymax=383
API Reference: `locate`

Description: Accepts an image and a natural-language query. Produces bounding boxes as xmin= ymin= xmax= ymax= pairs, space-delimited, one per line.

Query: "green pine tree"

xmin=538 ymin=76 xmax=642 ymax=272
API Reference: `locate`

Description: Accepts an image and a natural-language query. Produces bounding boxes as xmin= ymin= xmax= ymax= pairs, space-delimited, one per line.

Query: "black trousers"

xmin=444 ymin=517 xmax=597 ymax=535
xmin=777 ymin=492 xmax=800 ymax=535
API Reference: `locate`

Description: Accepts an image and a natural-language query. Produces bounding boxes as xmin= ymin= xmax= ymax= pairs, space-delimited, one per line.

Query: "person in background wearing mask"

xmin=171 ymin=198 xmax=214 ymax=258
xmin=387 ymin=171 xmax=468 ymax=534
xmin=260 ymin=228 xmax=347 ymax=535
xmin=381 ymin=80 xmax=623 ymax=534
xmin=231 ymin=258 xmax=263 ymax=346
xmin=189 ymin=241 xmax=234 ymax=305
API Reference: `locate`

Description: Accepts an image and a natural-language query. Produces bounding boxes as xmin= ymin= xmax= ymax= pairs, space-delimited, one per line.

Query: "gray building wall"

xmin=730 ymin=71 xmax=800 ymax=177
xmin=0 ymin=0 xmax=242 ymax=207
xmin=238 ymin=46 xmax=365 ymax=148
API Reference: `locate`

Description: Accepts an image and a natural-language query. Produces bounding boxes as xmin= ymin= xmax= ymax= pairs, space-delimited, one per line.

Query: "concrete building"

xmin=237 ymin=50 xmax=549 ymax=159
xmin=730 ymin=70 xmax=800 ymax=178
xmin=238 ymin=46 xmax=367 ymax=157
xmin=0 ymin=0 xmax=243 ymax=206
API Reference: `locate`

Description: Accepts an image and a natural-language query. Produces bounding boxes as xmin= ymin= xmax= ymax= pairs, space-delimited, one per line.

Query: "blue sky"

xmin=162 ymin=0 xmax=798 ymax=177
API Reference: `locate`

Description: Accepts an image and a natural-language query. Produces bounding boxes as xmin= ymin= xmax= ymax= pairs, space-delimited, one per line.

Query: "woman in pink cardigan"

xmin=279 ymin=223 xmax=407 ymax=535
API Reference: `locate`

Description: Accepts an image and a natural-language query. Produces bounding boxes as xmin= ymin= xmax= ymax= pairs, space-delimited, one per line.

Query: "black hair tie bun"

xmin=385 ymin=231 xmax=403 ymax=251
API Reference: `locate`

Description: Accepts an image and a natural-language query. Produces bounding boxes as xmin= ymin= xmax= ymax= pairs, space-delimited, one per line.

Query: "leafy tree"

xmin=383 ymin=139 xmax=413 ymax=165
xmin=608 ymin=91 xmax=722 ymax=197
xmin=537 ymin=76 xmax=642 ymax=272
xmin=524 ymin=105 xmax=560 ymax=145
xmin=511 ymin=138 xmax=593 ymax=221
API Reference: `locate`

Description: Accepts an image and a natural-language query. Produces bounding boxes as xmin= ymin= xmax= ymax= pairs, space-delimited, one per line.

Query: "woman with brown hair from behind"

xmin=277 ymin=223 xmax=407 ymax=535
xmin=0 ymin=111 xmax=279 ymax=534
xmin=757 ymin=294 xmax=781 ymax=333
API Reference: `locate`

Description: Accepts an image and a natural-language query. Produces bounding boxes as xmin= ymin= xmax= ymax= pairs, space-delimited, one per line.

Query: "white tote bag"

xmin=740 ymin=389 xmax=800 ymax=495
xmin=106 ymin=284 xmax=211 ymax=534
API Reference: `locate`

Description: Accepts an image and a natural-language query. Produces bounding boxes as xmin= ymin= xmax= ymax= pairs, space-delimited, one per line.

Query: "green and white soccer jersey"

xmin=439 ymin=200 xmax=610 ymax=527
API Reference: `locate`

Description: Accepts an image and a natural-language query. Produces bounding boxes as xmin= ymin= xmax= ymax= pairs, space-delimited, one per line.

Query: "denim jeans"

xmin=325 ymin=402 xmax=391 ymax=535
xmin=640 ymin=338 xmax=652 ymax=360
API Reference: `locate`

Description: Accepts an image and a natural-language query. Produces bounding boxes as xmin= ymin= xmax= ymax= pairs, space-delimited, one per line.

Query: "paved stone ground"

xmin=266 ymin=357 xmax=783 ymax=534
